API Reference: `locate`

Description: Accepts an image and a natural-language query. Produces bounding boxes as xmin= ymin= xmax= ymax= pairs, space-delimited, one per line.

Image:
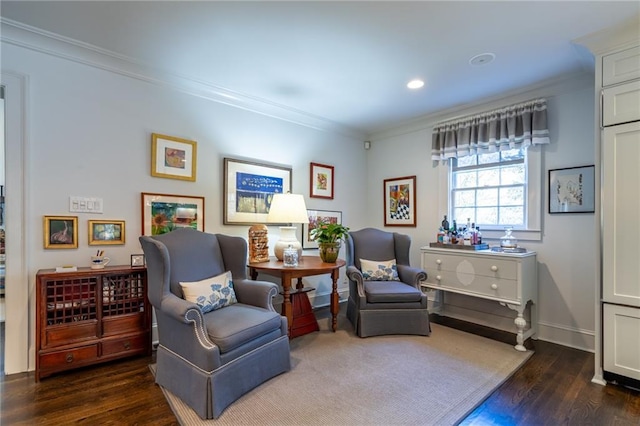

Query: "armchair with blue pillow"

xmin=345 ymin=227 xmax=430 ymax=337
xmin=140 ymin=228 xmax=290 ymax=419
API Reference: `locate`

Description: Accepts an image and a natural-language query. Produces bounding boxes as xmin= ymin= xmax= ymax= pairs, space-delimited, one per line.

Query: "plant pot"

xmin=318 ymin=241 xmax=341 ymax=263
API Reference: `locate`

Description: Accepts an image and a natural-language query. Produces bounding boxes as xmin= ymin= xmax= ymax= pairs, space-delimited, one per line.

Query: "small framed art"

xmin=151 ymin=133 xmax=197 ymax=182
xmin=141 ymin=192 xmax=205 ymax=235
xmin=44 ymin=215 xmax=78 ymax=249
xmin=131 ymin=254 xmax=146 ymax=268
xmin=302 ymin=210 xmax=342 ymax=249
xmin=88 ymin=220 xmax=125 ymax=245
xmin=223 ymin=157 xmax=292 ymax=225
xmin=310 ymin=162 xmax=334 ymax=199
xmin=383 ymin=175 xmax=417 ymax=227
xmin=549 ymin=165 xmax=595 ymax=214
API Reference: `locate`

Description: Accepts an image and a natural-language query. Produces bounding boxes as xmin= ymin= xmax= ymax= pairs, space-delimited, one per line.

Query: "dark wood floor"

xmin=2 ymin=312 xmax=639 ymax=425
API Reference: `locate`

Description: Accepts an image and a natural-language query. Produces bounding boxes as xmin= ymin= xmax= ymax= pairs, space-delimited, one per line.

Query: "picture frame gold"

xmin=141 ymin=192 xmax=205 ymax=235
xmin=44 ymin=215 xmax=78 ymax=249
xmin=151 ymin=133 xmax=197 ymax=181
xmin=88 ymin=220 xmax=126 ymax=245
xmin=383 ymin=175 xmax=417 ymax=227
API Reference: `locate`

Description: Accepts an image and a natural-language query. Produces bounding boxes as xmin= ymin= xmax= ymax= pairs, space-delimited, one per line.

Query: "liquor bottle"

xmin=471 ymin=222 xmax=477 ymax=244
xmin=441 ymin=215 xmax=449 ymax=231
xmin=476 ymin=227 xmax=482 ymax=244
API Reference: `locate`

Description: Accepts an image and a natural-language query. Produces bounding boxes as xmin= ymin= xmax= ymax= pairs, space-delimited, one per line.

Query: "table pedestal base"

xmin=287 ymin=288 xmax=319 ymax=338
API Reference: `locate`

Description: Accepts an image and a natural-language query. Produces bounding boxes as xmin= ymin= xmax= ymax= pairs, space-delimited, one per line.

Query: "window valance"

xmin=431 ymin=98 xmax=550 ymax=161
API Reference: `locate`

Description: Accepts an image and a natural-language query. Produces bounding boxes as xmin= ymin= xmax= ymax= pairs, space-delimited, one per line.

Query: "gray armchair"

xmin=139 ymin=228 xmax=290 ymax=419
xmin=345 ymin=228 xmax=430 ymax=337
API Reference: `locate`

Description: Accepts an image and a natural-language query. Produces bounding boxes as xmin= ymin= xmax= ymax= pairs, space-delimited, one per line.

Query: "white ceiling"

xmin=2 ymin=1 xmax=639 ymax=137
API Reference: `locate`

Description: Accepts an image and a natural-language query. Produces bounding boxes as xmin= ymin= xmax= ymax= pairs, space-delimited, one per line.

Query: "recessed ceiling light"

xmin=407 ymin=79 xmax=425 ymax=89
xmin=469 ymin=53 xmax=496 ymax=66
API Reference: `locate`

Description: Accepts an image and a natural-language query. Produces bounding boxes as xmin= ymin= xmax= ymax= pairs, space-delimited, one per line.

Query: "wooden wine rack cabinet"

xmin=35 ymin=265 xmax=151 ymax=381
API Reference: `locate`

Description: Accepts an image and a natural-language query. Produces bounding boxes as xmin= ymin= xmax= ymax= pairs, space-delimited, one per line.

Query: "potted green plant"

xmin=309 ymin=221 xmax=350 ymax=263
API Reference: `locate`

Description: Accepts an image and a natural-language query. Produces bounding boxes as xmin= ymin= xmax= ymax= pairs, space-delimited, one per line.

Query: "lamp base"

xmin=274 ymin=226 xmax=302 ymax=261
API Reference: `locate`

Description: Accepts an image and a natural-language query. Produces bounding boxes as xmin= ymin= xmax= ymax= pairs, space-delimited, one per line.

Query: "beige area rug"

xmin=152 ymin=315 xmax=532 ymax=426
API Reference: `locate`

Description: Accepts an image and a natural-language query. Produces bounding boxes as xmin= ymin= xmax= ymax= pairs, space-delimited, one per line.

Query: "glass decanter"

xmin=500 ymin=227 xmax=518 ymax=249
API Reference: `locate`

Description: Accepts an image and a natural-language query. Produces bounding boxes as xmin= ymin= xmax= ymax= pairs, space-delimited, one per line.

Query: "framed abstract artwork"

xmin=88 ymin=220 xmax=125 ymax=245
xmin=309 ymin=162 xmax=334 ymax=199
xmin=223 ymin=157 xmax=292 ymax=225
xmin=141 ymin=192 xmax=204 ymax=235
xmin=151 ymin=133 xmax=197 ymax=182
xmin=548 ymin=165 xmax=595 ymax=214
xmin=383 ymin=175 xmax=417 ymax=227
xmin=302 ymin=209 xmax=342 ymax=249
xmin=43 ymin=215 xmax=78 ymax=249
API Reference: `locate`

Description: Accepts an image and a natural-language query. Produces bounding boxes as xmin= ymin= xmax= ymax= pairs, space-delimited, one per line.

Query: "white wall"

xmin=1 ymin=42 xmax=368 ymax=371
xmin=368 ymin=77 xmax=597 ymax=351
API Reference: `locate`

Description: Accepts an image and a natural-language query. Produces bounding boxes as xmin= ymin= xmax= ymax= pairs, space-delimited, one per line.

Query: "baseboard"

xmin=537 ymin=321 xmax=595 ymax=353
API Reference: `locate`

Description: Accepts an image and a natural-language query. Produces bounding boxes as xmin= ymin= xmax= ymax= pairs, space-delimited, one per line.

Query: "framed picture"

xmin=43 ymin=215 xmax=78 ymax=249
xmin=141 ymin=192 xmax=205 ymax=235
xmin=309 ymin=162 xmax=334 ymax=199
xmin=383 ymin=175 xmax=417 ymax=227
xmin=223 ymin=157 xmax=292 ymax=225
xmin=549 ymin=165 xmax=595 ymax=214
xmin=151 ymin=133 xmax=197 ymax=182
xmin=131 ymin=254 xmax=146 ymax=268
xmin=88 ymin=220 xmax=126 ymax=245
xmin=302 ymin=210 xmax=342 ymax=249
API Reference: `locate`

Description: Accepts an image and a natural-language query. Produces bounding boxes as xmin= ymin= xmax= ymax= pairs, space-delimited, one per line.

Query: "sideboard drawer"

xmin=422 ymin=252 xmax=518 ymax=280
xmin=426 ymin=269 xmax=518 ymax=301
xmin=39 ymin=344 xmax=99 ymax=370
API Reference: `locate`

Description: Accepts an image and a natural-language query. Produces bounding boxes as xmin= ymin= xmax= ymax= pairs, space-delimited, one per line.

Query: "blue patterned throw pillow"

xmin=360 ymin=259 xmax=400 ymax=281
xmin=180 ymin=271 xmax=238 ymax=313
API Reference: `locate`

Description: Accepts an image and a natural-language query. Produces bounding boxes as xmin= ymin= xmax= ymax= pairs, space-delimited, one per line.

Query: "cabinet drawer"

xmin=102 ymin=312 xmax=146 ymax=337
xmin=101 ymin=334 xmax=148 ymax=357
xmin=424 ymin=269 xmax=518 ymax=302
xmin=422 ymin=253 xmax=517 ymax=280
xmin=44 ymin=320 xmax=99 ymax=348
xmin=603 ymin=46 xmax=640 ymax=86
xmin=39 ymin=344 xmax=98 ymax=369
xmin=603 ymin=304 xmax=640 ymax=380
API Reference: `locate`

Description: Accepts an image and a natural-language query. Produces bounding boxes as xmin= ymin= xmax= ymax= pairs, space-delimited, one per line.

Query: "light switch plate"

xmin=69 ymin=196 xmax=103 ymax=213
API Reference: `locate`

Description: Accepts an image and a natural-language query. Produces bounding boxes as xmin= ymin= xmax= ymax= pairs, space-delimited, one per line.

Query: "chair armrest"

xmin=396 ymin=264 xmax=427 ymax=288
xmin=160 ymin=292 xmax=203 ymax=323
xmin=346 ymin=266 xmax=366 ymax=298
xmin=233 ymin=278 xmax=279 ymax=311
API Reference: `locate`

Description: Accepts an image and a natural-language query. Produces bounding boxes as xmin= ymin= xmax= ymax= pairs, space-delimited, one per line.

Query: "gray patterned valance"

xmin=431 ymin=98 xmax=550 ymax=161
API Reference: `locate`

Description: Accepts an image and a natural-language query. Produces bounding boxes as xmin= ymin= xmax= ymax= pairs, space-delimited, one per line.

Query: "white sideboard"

xmin=420 ymin=247 xmax=537 ymax=351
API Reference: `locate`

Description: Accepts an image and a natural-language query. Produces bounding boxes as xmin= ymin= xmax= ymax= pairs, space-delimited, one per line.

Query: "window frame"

xmin=440 ymin=146 xmax=543 ymax=242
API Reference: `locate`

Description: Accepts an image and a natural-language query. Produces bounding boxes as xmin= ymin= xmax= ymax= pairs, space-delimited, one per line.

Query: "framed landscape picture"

xmin=223 ymin=157 xmax=292 ymax=225
xmin=383 ymin=175 xmax=417 ymax=227
xmin=141 ymin=192 xmax=204 ymax=235
xmin=88 ymin=220 xmax=125 ymax=245
xmin=302 ymin=210 xmax=342 ymax=249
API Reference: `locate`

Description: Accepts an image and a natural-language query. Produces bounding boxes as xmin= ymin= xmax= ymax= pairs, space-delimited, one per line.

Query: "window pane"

xmin=478 ymin=152 xmax=500 ymax=165
xmin=477 ymin=168 xmax=500 ymax=186
xmin=454 ymin=208 xmax=475 ymax=226
xmin=456 ymin=156 xmax=476 ymax=167
xmin=501 ymin=148 xmax=525 ymax=161
xmin=499 ymin=207 xmax=523 ymax=225
xmin=454 ymin=189 xmax=476 ymax=207
xmin=499 ymin=186 xmax=524 ymax=206
xmin=454 ymin=171 xmax=477 ymax=188
xmin=501 ymin=165 xmax=525 ymax=184
xmin=476 ymin=188 xmax=498 ymax=206
xmin=476 ymin=207 xmax=498 ymax=225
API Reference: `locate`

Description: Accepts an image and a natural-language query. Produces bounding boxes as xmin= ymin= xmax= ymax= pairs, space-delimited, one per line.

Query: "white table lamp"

xmin=267 ymin=193 xmax=309 ymax=261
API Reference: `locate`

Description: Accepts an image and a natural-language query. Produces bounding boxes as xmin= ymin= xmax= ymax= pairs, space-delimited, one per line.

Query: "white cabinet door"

xmin=602 ymin=46 xmax=640 ymax=86
xmin=602 ymin=81 xmax=640 ymax=127
xmin=602 ymin=121 xmax=640 ymax=307
xmin=603 ymin=303 xmax=640 ymax=380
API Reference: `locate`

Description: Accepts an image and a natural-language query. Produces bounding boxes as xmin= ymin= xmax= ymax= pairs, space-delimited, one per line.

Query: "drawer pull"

xmin=436 ymin=275 xmax=442 ymax=281
xmin=66 ymin=353 xmax=74 ymax=363
xmin=123 ymin=341 xmax=131 ymax=350
xmin=491 ymin=283 xmax=498 ymax=290
xmin=436 ymin=259 xmax=442 ymax=265
xmin=491 ymin=265 xmax=498 ymax=272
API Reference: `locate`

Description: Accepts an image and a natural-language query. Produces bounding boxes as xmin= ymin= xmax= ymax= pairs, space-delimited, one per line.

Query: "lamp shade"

xmin=267 ymin=193 xmax=309 ymax=224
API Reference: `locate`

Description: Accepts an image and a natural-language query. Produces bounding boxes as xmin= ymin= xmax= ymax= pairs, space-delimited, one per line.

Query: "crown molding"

xmin=573 ymin=14 xmax=640 ymax=56
xmin=368 ymin=71 xmax=594 ymax=141
xmin=0 ymin=18 xmax=366 ymax=140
